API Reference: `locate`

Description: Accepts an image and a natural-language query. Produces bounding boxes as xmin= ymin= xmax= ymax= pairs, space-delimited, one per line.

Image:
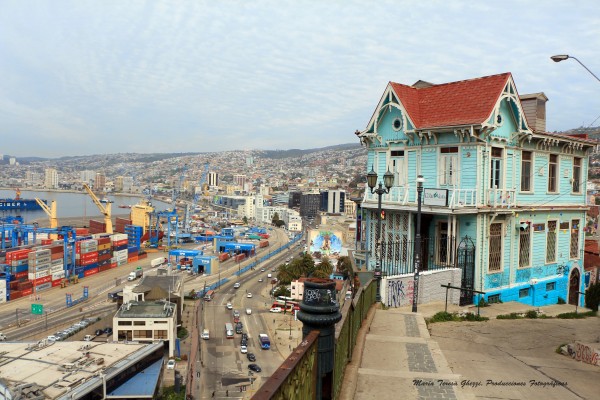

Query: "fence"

xmin=379 ymin=236 xmax=458 ymax=277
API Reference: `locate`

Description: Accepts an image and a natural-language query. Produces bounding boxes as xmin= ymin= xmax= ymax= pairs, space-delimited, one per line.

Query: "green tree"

xmin=277 ymin=264 xmax=295 ymax=285
xmin=272 ymin=212 xmax=280 ymax=225
xmin=316 ymin=256 xmax=334 ymax=277
xmin=337 ymin=256 xmax=352 ymax=277
xmin=585 ymin=281 xmax=600 ymax=311
xmin=242 ymin=216 xmax=248 ymax=225
xmin=273 ymin=286 xmax=291 ymax=298
xmin=274 ymin=220 xmax=285 ymax=227
xmin=312 ymin=269 xmax=330 ymax=279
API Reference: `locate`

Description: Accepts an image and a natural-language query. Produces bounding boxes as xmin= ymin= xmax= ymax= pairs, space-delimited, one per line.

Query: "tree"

xmin=273 ymin=286 xmax=291 ymax=298
xmin=242 ymin=216 xmax=248 ymax=225
xmin=311 ymin=269 xmax=330 ymax=279
xmin=316 ymin=256 xmax=334 ymax=277
xmin=585 ymin=281 xmax=600 ymax=311
xmin=337 ymin=256 xmax=352 ymax=277
xmin=272 ymin=212 xmax=280 ymax=225
xmin=274 ymin=220 xmax=285 ymax=228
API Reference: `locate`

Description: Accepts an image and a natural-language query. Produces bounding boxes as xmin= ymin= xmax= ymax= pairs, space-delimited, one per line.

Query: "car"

xmin=83 ymin=335 xmax=94 ymax=341
xmin=103 ymin=327 xmax=113 ymax=335
xmin=241 ymin=338 xmax=247 ymax=346
xmin=47 ymin=335 xmax=58 ymax=342
xmin=233 ymin=282 xmax=241 ymax=289
xmin=270 ymin=307 xmax=282 ymax=313
xmin=240 ymin=345 xmax=248 ymax=354
xmin=226 ymin=303 xmax=233 ymax=310
xmin=260 ymin=268 xmax=265 ymax=272
xmin=248 ymin=364 xmax=262 ymax=372
xmin=233 ymin=310 xmax=240 ymax=318
xmin=267 ymin=273 xmax=272 ymax=278
xmin=258 ymin=278 xmax=263 ymax=282
xmin=166 ymin=359 xmax=176 ymax=370
xmin=246 ymin=308 xmax=252 ymax=315
xmin=95 ymin=329 xmax=104 ymax=336
xmin=246 ymin=292 xmax=253 ymax=298
xmin=201 ymin=329 xmax=210 ymax=340
xmin=247 ymin=353 xmax=256 ymax=362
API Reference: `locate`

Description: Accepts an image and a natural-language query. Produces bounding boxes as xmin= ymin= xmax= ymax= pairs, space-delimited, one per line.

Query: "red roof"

xmin=390 ymin=73 xmax=511 ymax=129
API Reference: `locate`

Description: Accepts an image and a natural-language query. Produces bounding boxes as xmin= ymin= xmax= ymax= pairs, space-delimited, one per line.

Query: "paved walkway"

xmin=340 ymin=301 xmax=596 ymax=400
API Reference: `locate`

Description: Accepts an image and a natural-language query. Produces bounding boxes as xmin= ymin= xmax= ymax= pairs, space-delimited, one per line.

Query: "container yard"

xmin=0 ymin=224 xmax=148 ymax=304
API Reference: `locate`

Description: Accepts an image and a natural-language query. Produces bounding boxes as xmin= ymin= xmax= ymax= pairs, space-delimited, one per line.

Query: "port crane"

xmin=35 ymin=198 xmax=58 ymax=238
xmin=82 ymin=183 xmax=113 ymax=234
xmin=172 ymin=164 xmax=188 ymax=204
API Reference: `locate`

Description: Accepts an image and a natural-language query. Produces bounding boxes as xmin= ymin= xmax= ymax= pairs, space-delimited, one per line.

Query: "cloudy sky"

xmin=1 ymin=1 xmax=599 ymax=158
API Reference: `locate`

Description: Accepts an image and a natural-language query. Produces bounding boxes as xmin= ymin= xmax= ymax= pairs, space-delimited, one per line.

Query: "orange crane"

xmin=82 ymin=183 xmax=113 ymax=234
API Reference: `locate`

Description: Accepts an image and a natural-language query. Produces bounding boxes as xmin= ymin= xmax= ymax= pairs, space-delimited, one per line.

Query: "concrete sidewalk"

xmin=339 ymin=301 xmax=595 ymax=400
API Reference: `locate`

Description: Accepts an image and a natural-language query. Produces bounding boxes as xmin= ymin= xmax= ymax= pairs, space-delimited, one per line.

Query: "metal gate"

xmin=455 ymin=236 xmax=476 ymax=306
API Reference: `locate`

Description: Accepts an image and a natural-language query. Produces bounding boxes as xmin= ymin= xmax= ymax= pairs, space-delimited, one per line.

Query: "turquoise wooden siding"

xmin=378 ymin=108 xmax=409 ymax=142
xmin=420 ymin=149 xmax=437 ymax=189
xmin=460 ymin=147 xmax=477 ymax=190
xmin=492 ymin=99 xmax=518 ymax=140
xmin=408 ymin=150 xmax=417 ymax=199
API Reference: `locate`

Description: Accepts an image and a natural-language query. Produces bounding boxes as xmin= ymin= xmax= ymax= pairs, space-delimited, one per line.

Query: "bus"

xmin=203 ymin=290 xmax=215 ymax=301
xmin=225 ymin=323 xmax=234 ymax=338
xmin=258 ymin=333 xmax=270 ymax=349
xmin=271 ymin=300 xmax=299 ymax=313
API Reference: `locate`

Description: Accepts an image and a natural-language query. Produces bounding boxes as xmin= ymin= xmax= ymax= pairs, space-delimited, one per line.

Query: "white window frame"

xmin=548 ymin=154 xmax=559 ymax=193
xmin=488 ymin=222 xmax=504 ymax=273
xmin=490 ymin=147 xmax=503 ymax=189
xmin=520 ymin=150 xmax=533 ymax=192
xmin=439 ymin=147 xmax=458 ymax=186
xmin=570 ymin=219 xmax=580 ymax=260
xmin=390 ymin=150 xmax=406 ymax=186
xmin=518 ymin=221 xmax=531 ymax=268
xmin=546 ymin=219 xmax=557 ymax=264
xmin=572 ymin=157 xmax=582 ymax=194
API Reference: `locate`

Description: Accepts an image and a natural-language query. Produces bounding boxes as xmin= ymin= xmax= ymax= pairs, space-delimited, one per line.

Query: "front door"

xmin=456 ymin=236 xmax=476 ymax=306
xmin=569 ymin=268 xmax=581 ymax=306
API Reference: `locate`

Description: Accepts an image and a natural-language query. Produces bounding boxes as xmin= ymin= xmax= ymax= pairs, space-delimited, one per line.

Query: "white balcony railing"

xmin=448 ymin=189 xmax=477 ymax=208
xmin=487 ymin=188 xmax=516 ymax=208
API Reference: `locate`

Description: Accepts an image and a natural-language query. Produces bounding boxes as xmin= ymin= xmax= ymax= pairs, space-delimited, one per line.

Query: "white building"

xmin=113 ymin=300 xmax=177 ymax=357
xmin=44 ymin=168 xmax=58 ymax=189
xmin=80 ymin=170 xmax=96 ymax=184
xmin=208 ymin=172 xmax=219 ymax=187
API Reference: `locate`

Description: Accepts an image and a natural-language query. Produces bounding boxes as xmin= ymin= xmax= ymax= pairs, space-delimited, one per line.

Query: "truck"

xmin=127 ymin=267 xmax=143 ymax=281
xmin=151 ymin=257 xmax=167 ymax=267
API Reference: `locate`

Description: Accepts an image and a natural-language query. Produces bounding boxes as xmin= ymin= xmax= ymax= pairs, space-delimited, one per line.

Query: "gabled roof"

xmin=390 ymin=72 xmax=511 ymax=129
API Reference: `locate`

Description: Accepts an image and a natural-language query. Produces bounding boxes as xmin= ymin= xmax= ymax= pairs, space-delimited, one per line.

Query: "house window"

xmin=519 ymin=288 xmax=529 ymax=298
xmin=154 ymin=330 xmax=168 ymax=339
xmin=521 ymin=151 xmax=532 ymax=191
xmin=490 ymin=147 xmax=502 ymax=189
xmin=154 ymin=321 xmax=167 ymax=324
xmin=487 ymin=294 xmax=501 ymax=304
xmin=118 ymin=321 xmax=132 ymax=326
xmin=570 ymin=219 xmax=580 ymax=259
xmin=546 ymin=282 xmax=556 ymax=291
xmin=573 ymin=157 xmax=582 ymax=193
xmin=546 ymin=220 xmax=557 ymax=263
xmin=133 ymin=330 xmax=153 ymax=339
xmin=435 ymin=221 xmax=454 ymax=266
xmin=391 ymin=150 xmax=406 ymax=186
xmin=548 ymin=154 xmax=558 ymax=192
xmin=439 ymin=147 xmax=458 ymax=186
xmin=488 ymin=223 xmax=503 ymax=272
xmin=134 ymin=321 xmax=146 ymax=326
xmin=518 ymin=222 xmax=530 ymax=268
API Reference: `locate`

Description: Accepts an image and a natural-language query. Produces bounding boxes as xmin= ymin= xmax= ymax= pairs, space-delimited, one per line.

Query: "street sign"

xmin=31 ymin=304 xmax=43 ymax=315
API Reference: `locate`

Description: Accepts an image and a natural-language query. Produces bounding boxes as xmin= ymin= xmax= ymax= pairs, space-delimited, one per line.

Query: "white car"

xmin=226 ymin=303 xmax=233 ymax=310
xmin=166 ymin=359 xmax=176 ymax=370
xmin=246 ymin=308 xmax=252 ymax=315
xmin=234 ymin=283 xmax=241 ymax=289
xmin=258 ymin=278 xmax=263 ymax=282
xmin=270 ymin=307 xmax=282 ymax=313
xmin=201 ymin=329 xmax=210 ymax=340
xmin=240 ymin=345 xmax=248 ymax=354
xmin=246 ymin=292 xmax=253 ymax=298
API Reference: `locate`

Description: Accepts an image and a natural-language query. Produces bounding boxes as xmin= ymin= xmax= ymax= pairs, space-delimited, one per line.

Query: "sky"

xmin=1 ymin=1 xmax=600 ymax=158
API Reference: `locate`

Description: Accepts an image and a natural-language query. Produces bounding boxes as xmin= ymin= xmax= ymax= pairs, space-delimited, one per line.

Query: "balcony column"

xmin=297 ymin=278 xmax=342 ymax=400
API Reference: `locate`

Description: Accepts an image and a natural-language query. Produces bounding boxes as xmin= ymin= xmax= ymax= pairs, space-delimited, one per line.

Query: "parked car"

xmin=247 ymin=353 xmax=256 ymax=362
xmin=95 ymin=329 xmax=104 ymax=336
xmin=241 ymin=338 xmax=247 ymax=346
xmin=47 ymin=335 xmax=58 ymax=342
xmin=240 ymin=345 xmax=248 ymax=354
xmin=201 ymin=329 xmax=210 ymax=340
xmin=226 ymin=303 xmax=233 ymax=310
xmin=248 ymin=364 xmax=262 ymax=372
xmin=83 ymin=335 xmax=94 ymax=341
xmin=246 ymin=292 xmax=253 ymax=298
xmin=270 ymin=307 xmax=282 ymax=313
xmin=166 ymin=359 xmax=176 ymax=370
xmin=234 ymin=282 xmax=241 ymax=289
xmin=103 ymin=327 xmax=113 ymax=335
xmin=241 ymin=333 xmax=248 ymax=341
xmin=233 ymin=310 xmax=240 ymax=318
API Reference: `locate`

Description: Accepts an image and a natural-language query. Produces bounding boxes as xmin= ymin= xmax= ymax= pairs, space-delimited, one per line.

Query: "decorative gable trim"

xmin=483 ymin=77 xmax=533 ymax=142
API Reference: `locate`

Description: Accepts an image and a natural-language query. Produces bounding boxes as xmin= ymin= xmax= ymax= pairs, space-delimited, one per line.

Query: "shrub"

xmin=584 ymin=282 xmax=600 ymax=311
xmin=525 ymin=310 xmax=538 ymax=319
xmin=478 ymin=298 xmax=489 ymax=307
xmin=497 ymin=313 xmax=521 ymax=319
xmin=556 ymin=311 xmax=597 ymax=319
xmin=462 ymin=313 xmax=489 ymax=322
xmin=557 ymin=297 xmax=566 ymax=305
xmin=429 ymin=311 xmax=456 ymax=323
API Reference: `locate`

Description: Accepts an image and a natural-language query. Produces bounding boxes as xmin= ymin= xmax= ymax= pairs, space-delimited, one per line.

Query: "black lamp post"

xmin=551 ymin=54 xmax=600 ymax=83
xmin=367 ymin=166 xmax=394 ymax=302
xmin=412 ymin=175 xmax=425 ymax=313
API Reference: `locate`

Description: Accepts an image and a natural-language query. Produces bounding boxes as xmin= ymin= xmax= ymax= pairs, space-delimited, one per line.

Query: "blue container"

xmin=78 ymin=271 xmax=85 ymax=279
xmin=15 ymin=264 xmax=28 ymax=273
xmin=84 ymin=263 xmax=98 ymax=271
xmin=74 ymin=266 xmax=85 ymax=276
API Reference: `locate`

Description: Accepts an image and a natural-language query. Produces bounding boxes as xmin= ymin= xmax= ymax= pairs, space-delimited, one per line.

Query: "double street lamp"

xmin=412 ymin=175 xmax=425 ymax=313
xmin=551 ymin=54 xmax=600 ymax=83
xmin=367 ymin=167 xmax=394 ymax=303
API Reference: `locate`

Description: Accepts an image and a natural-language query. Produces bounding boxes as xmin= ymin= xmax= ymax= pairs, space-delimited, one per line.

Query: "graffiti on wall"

xmin=386 ymin=278 xmax=414 ymax=307
xmin=564 ymin=342 xmax=599 ymax=367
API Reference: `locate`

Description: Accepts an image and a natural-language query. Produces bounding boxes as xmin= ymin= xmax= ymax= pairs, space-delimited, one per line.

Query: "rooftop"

xmin=116 ymin=300 xmax=176 ymax=318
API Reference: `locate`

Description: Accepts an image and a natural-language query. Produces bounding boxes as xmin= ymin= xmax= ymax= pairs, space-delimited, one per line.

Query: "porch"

xmin=363 ymin=187 xmax=516 ymax=208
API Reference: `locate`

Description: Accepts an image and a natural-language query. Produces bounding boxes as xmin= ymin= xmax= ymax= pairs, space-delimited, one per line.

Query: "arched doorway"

xmin=568 ymin=268 xmax=581 ymax=306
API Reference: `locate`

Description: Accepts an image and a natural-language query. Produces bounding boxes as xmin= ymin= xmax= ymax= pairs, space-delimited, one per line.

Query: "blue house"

xmin=356 ymin=73 xmax=597 ymax=307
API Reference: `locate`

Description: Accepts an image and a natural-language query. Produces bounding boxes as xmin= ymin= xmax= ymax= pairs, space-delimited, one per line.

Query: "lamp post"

xmin=412 ymin=175 xmax=425 ymax=313
xmin=551 ymin=54 xmax=600 ymax=83
xmin=367 ymin=166 xmax=394 ymax=303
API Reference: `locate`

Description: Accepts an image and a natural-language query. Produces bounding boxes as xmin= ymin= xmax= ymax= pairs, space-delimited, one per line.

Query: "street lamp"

xmin=551 ymin=54 xmax=600 ymax=83
xmin=366 ymin=166 xmax=394 ymax=302
xmin=412 ymin=175 xmax=425 ymax=313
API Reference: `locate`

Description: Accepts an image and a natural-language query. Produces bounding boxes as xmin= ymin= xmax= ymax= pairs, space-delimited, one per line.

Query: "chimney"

xmin=519 ymin=92 xmax=548 ymax=133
